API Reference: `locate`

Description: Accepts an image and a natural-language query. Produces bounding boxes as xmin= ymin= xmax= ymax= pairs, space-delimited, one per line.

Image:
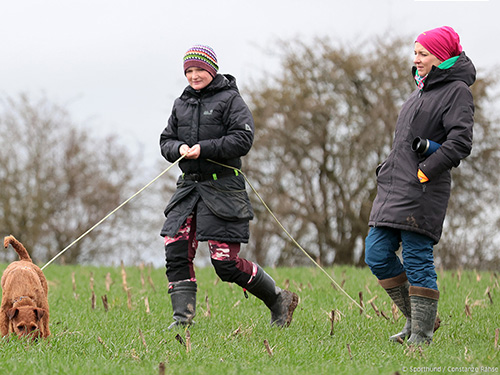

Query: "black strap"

xmin=182 ymin=169 xmax=237 ymax=182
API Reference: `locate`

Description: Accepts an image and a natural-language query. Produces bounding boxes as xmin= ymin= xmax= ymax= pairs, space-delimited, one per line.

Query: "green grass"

xmin=0 ymin=263 xmax=498 ymax=374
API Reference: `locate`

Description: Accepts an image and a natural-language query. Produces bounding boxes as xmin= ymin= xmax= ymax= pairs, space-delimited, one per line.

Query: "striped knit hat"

xmin=183 ymin=45 xmax=218 ymax=77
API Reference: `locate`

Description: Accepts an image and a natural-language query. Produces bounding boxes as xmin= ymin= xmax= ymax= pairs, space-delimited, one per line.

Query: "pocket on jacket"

xmin=404 ymin=170 xmax=425 ymax=201
xmin=163 ymin=179 xmax=197 ymax=216
xmin=199 ymin=176 xmax=254 ymax=221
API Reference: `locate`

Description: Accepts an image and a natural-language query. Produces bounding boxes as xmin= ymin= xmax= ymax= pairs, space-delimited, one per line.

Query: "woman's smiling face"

xmin=185 ymin=67 xmax=213 ymax=90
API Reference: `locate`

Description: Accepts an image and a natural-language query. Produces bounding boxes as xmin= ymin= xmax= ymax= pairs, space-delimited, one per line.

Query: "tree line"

xmin=0 ymin=93 xmax=165 ymax=265
xmin=1 ymin=37 xmax=499 ymax=269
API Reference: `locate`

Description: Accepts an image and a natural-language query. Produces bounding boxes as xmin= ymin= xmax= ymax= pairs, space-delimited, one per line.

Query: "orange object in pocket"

xmin=417 ymin=169 xmax=429 ymax=183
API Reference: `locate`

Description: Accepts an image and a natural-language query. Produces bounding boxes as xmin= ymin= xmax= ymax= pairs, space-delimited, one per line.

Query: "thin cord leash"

xmin=207 ymin=159 xmax=366 ymax=312
xmin=41 ymin=154 xmax=186 ymax=271
xmin=40 ymin=153 xmax=365 ymax=312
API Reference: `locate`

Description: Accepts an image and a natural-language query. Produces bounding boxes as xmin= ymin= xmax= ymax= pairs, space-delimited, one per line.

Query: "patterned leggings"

xmin=164 ymin=212 xmax=257 ymax=288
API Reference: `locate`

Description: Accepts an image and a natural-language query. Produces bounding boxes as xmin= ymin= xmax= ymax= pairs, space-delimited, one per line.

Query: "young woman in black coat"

xmin=160 ymin=45 xmax=298 ymax=329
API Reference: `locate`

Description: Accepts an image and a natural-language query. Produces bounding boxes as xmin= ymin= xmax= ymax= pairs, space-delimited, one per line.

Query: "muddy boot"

xmin=245 ymin=267 xmax=298 ymax=327
xmin=167 ymin=281 xmax=197 ymax=330
xmin=379 ymin=273 xmax=411 ymax=342
xmin=407 ymin=286 xmax=439 ymax=345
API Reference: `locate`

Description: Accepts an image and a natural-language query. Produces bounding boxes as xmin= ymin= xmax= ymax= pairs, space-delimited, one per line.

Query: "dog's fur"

xmin=1 ymin=235 xmax=50 ymax=339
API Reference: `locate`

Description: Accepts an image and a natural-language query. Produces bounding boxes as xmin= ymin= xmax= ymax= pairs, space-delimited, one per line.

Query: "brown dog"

xmin=1 ymin=235 xmax=50 ymax=339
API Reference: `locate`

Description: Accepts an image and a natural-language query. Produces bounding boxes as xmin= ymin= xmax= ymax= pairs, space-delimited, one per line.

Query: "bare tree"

xmin=244 ymin=37 xmax=500 ymax=269
xmin=0 ymin=93 xmax=142 ymax=264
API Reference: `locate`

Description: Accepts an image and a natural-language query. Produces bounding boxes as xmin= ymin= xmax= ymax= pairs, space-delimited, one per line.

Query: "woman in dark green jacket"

xmin=160 ymin=45 xmax=298 ymax=329
xmin=365 ymin=27 xmax=475 ymax=345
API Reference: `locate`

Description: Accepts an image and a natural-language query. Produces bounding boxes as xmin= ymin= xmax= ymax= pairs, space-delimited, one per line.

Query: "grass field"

xmin=0 ymin=262 xmax=498 ymax=375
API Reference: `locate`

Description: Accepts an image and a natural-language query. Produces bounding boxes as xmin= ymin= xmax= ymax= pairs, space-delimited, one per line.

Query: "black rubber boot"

xmin=379 ymin=273 xmax=411 ymax=342
xmin=407 ymin=286 xmax=439 ymax=345
xmin=245 ymin=267 xmax=298 ymax=327
xmin=167 ymin=281 xmax=197 ymax=330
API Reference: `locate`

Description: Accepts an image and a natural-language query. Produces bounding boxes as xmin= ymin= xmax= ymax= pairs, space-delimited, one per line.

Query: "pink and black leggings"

xmin=164 ymin=212 xmax=257 ymax=288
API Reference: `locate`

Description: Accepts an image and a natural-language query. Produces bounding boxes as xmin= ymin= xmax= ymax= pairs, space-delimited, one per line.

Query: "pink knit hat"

xmin=416 ymin=26 xmax=463 ymax=62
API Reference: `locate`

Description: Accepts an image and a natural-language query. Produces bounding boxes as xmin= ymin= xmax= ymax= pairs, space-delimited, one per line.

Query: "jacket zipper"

xmin=196 ymin=97 xmax=202 ymax=171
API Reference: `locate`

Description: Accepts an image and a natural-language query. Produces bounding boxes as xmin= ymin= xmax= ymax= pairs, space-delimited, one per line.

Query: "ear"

xmin=34 ymin=308 xmax=46 ymax=320
xmin=7 ymin=308 xmax=19 ymax=320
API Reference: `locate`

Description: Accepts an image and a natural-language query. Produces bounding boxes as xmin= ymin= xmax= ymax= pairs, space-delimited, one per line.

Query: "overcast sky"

xmin=2 ymin=0 xmax=498 ymax=167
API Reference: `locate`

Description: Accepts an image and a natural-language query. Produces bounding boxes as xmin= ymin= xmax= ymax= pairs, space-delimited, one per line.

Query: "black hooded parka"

xmin=368 ymin=52 xmax=476 ymax=243
xmin=160 ymin=74 xmax=255 ymax=243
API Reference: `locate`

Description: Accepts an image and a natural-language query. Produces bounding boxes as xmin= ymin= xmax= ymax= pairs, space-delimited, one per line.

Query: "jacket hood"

xmin=412 ymin=51 xmax=476 ymax=91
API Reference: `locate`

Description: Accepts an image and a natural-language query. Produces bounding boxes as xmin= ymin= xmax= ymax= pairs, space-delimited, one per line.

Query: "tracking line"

xmin=41 ymin=154 xmax=186 ymax=271
xmin=208 ymin=159 xmax=366 ymax=312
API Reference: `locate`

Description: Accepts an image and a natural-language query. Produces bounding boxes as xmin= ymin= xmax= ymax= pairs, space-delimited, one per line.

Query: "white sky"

xmin=1 ymin=0 xmax=498 ymax=167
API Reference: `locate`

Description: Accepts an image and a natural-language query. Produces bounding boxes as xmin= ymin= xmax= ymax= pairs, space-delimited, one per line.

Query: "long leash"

xmin=208 ymin=159 xmax=366 ymax=312
xmin=40 ymin=154 xmax=365 ymax=312
xmin=41 ymin=154 xmax=186 ymax=271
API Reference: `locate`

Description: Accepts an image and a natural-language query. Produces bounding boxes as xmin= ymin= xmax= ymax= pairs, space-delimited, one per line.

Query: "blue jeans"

xmin=365 ymin=227 xmax=438 ymax=290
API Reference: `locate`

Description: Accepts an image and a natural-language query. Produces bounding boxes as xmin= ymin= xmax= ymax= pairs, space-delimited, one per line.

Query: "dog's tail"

xmin=4 ymin=235 xmax=32 ymax=262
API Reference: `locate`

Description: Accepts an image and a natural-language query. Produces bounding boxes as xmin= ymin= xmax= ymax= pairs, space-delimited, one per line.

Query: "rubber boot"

xmin=379 ymin=273 xmax=411 ymax=342
xmin=245 ymin=267 xmax=298 ymax=327
xmin=167 ymin=281 xmax=197 ymax=330
xmin=407 ymin=286 xmax=439 ymax=345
